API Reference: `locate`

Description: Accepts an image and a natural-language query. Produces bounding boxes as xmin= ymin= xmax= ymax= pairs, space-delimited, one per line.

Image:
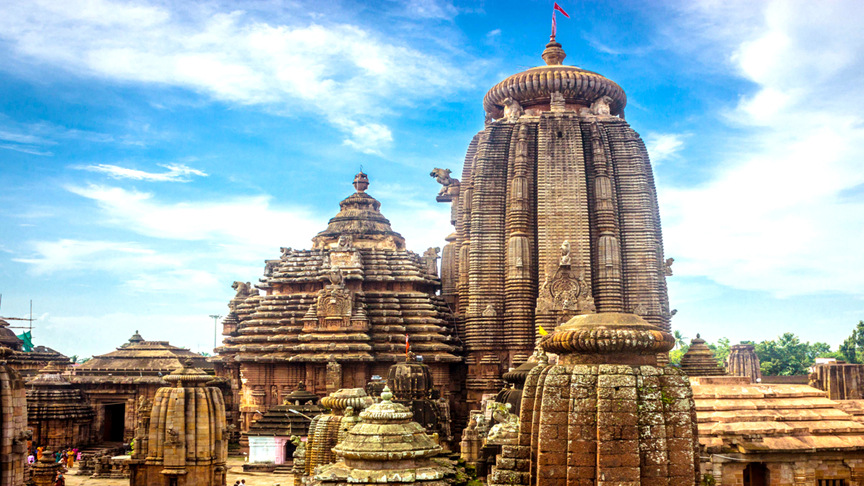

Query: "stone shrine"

xmin=129 ymin=359 xmax=228 ymax=486
xmin=726 ymin=343 xmax=761 ymax=383
xmin=680 ymin=334 xmax=726 ymax=377
xmin=25 ymin=361 xmax=96 ymax=450
xmin=215 ymin=173 xmax=461 ymax=441
xmin=245 ymin=381 xmax=323 ymax=468
xmin=313 ymin=386 xmax=453 ymax=486
xmin=71 ymin=332 xmax=217 ymax=444
xmin=809 ymin=362 xmax=864 ymax=400
xmin=489 ymin=312 xmax=697 ymax=486
xmin=437 ymin=35 xmax=673 ymax=407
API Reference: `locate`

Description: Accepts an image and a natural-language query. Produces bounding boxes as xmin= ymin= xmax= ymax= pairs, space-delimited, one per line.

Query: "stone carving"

xmin=165 ymin=428 xmax=180 ymax=445
xmin=485 ymin=401 xmax=519 ymax=445
xmin=482 ymin=304 xmax=497 ymax=317
xmin=317 ymin=273 xmax=352 ymax=322
xmin=423 ymin=247 xmax=440 ymax=277
xmin=232 ymin=281 xmax=252 ymax=298
xmin=280 ymin=247 xmax=292 ymax=259
xmin=665 ymin=257 xmax=674 ymax=276
xmin=559 ymin=240 xmax=572 ymax=266
xmin=264 ymin=260 xmax=279 ymax=276
xmin=537 ymin=245 xmax=595 ymax=314
xmin=335 ymin=235 xmax=353 ymax=251
xmin=633 ymin=303 xmax=647 ymax=316
xmin=430 ymin=168 xmax=461 ymax=197
xmin=550 ymin=90 xmax=565 ymax=112
xmin=502 ymin=96 xmax=524 ymax=123
xmin=590 ymin=95 xmax=614 ymax=116
xmin=484 ymin=112 xmax=494 ymax=126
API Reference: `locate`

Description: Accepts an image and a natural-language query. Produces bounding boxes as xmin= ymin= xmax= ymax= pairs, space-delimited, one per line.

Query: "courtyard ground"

xmin=63 ymin=456 xmax=292 ymax=486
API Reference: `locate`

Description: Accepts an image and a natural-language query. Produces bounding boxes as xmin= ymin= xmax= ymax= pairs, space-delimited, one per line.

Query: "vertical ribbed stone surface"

xmin=490 ymin=313 xmax=697 ymax=486
xmin=129 ymin=360 xmax=227 ymax=486
xmin=451 ymin=38 xmax=672 ymax=404
xmin=1 ymin=349 xmax=29 ymax=486
xmin=725 ymin=343 xmax=761 ymax=383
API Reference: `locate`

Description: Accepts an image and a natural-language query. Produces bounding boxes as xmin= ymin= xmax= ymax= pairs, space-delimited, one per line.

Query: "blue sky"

xmin=0 ymin=0 xmax=862 ymax=358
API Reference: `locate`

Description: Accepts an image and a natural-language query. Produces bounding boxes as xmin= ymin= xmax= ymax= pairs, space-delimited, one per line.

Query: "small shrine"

xmin=128 ymin=359 xmax=228 ymax=486
xmin=313 ymin=386 xmax=453 ymax=486
xmin=0 ymin=347 xmax=28 ymax=486
xmin=246 ymin=381 xmax=324 ymax=468
xmin=726 ymin=342 xmax=762 ymax=383
xmin=25 ymin=361 xmax=96 ymax=449
xmin=680 ymin=334 xmax=727 ymax=376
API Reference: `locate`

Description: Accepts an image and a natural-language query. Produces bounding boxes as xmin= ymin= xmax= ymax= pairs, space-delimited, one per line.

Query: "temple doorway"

xmin=744 ymin=462 xmax=769 ymax=486
xmin=102 ymin=403 xmax=126 ymax=443
xmin=284 ymin=440 xmax=296 ymax=465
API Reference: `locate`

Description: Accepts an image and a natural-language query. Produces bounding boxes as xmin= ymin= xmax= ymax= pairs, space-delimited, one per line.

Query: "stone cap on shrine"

xmin=26 ymin=361 xmax=71 ymax=386
xmin=483 ymin=36 xmax=627 ymax=118
xmin=312 ymin=173 xmax=405 ymax=250
xmin=164 ymin=359 xmax=211 ymax=386
xmin=0 ymin=318 xmax=23 ymax=350
xmin=680 ymin=333 xmax=726 ymax=377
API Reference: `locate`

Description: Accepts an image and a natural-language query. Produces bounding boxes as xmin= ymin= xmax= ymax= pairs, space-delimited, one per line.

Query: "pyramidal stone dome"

xmin=314 ymin=386 xmax=452 ymax=486
xmin=680 ymin=334 xmax=726 ymax=377
xmin=312 ymin=172 xmax=405 ymax=250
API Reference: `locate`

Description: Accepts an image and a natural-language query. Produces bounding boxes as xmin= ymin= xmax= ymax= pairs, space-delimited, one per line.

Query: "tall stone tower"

xmin=440 ymin=36 xmax=672 ymax=405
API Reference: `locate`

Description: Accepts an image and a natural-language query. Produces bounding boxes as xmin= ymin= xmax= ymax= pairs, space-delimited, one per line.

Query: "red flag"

xmin=553 ymin=2 xmax=570 ymax=18
xmin=405 ymin=334 xmax=410 ymax=355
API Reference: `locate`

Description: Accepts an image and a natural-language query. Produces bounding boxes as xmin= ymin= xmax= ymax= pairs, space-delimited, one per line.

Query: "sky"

xmin=0 ymin=0 xmax=862 ymax=359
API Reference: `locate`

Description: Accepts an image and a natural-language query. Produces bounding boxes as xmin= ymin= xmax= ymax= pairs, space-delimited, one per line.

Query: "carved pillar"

xmin=441 ymin=233 xmax=458 ymax=308
xmin=505 ymin=123 xmax=536 ymax=361
xmin=587 ymin=122 xmax=623 ymax=312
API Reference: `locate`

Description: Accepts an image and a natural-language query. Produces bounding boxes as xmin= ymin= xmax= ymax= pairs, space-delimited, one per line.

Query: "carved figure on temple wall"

xmin=280 ymin=247 xmax=292 ymax=259
xmin=328 ymin=267 xmax=344 ymax=286
xmin=430 ymin=168 xmax=460 ymax=196
xmin=665 ymin=257 xmax=674 ymax=276
xmin=423 ymin=247 xmax=441 ymax=276
xmin=633 ymin=303 xmax=647 ymax=316
xmin=559 ymin=240 xmax=572 ymax=266
xmin=484 ymin=112 xmax=494 ymax=126
xmin=335 ymin=235 xmax=354 ymax=251
xmin=590 ymin=95 xmax=614 ymax=116
xmin=502 ymin=96 xmax=524 ymax=123
xmin=232 ymin=281 xmax=252 ymax=298
xmin=482 ymin=304 xmax=497 ymax=317
xmin=485 ymin=401 xmax=519 ymax=445
xmin=264 ymin=261 xmax=279 ymax=276
xmin=550 ymin=90 xmax=566 ymax=112
xmin=165 ymin=428 xmax=180 ymax=445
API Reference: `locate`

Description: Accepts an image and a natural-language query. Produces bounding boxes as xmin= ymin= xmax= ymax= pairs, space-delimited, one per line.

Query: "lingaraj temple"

xmin=4 ymin=35 xmax=864 ymax=486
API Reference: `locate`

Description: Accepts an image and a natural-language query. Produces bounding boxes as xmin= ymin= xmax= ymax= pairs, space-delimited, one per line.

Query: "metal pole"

xmin=209 ymin=314 xmax=222 ymax=352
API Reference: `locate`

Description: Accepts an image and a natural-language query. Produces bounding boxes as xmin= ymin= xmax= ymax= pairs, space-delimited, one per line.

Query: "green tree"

xmin=708 ymin=337 xmax=731 ymax=366
xmin=755 ymin=333 xmax=833 ymax=376
xmin=838 ymin=321 xmax=864 ymax=363
xmin=669 ymin=344 xmax=689 ymax=366
xmin=672 ymin=330 xmax=688 ymax=350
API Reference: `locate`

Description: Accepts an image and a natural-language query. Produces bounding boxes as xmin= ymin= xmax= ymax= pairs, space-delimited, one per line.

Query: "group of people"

xmin=26 ymin=446 xmax=83 ymax=485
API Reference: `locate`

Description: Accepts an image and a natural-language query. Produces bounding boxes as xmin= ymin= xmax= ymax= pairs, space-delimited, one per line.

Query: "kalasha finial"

xmin=381 ymin=385 xmax=394 ymax=402
xmin=541 ymin=36 xmax=567 ymax=66
xmin=353 ymin=171 xmax=369 ymax=192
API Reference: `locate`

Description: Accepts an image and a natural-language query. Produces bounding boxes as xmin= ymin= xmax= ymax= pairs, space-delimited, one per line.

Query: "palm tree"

xmin=672 ymin=330 xmax=688 ymax=350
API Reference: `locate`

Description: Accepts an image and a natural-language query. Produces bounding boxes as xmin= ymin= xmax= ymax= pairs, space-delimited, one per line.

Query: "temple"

xmin=436 ymin=35 xmax=673 ymax=409
xmin=214 ymin=172 xmax=461 ymax=443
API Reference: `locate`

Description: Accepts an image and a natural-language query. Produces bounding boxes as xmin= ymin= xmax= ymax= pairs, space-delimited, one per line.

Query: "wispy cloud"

xmin=659 ymin=0 xmax=864 ymax=298
xmin=0 ymin=0 xmax=474 ymax=154
xmin=645 ymin=132 xmax=686 ymax=163
xmin=0 ymin=143 xmax=54 ymax=156
xmin=13 ymin=239 xmax=179 ymax=275
xmin=75 ymin=163 xmax=208 ymax=182
xmin=64 ymin=184 xmax=319 ymax=248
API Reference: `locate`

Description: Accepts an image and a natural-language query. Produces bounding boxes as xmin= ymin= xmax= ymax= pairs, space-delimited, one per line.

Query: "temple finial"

xmin=541 ymin=36 xmax=567 ymax=66
xmin=353 ymin=171 xmax=369 ymax=193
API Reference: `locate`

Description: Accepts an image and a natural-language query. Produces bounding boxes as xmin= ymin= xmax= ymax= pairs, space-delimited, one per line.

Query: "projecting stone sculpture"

xmin=430 ymin=168 xmax=460 ymax=197
xmin=232 ymin=281 xmax=252 ymax=298
xmin=502 ymin=96 xmax=524 ymax=123
xmin=485 ymin=401 xmax=519 ymax=446
xmin=423 ymin=247 xmax=441 ymax=277
xmin=590 ymin=95 xmax=615 ymax=116
xmin=665 ymin=257 xmax=674 ymax=276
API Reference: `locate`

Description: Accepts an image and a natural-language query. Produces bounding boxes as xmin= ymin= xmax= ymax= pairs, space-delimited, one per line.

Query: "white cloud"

xmin=659 ymin=0 xmax=864 ymax=298
xmin=645 ymin=132 xmax=686 ymax=163
xmin=0 ymin=143 xmax=53 ymax=156
xmin=13 ymin=239 xmax=180 ymax=275
xmin=0 ymin=0 xmax=471 ymax=154
xmin=75 ymin=163 xmax=208 ymax=182
xmin=64 ymin=184 xmax=319 ymax=249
